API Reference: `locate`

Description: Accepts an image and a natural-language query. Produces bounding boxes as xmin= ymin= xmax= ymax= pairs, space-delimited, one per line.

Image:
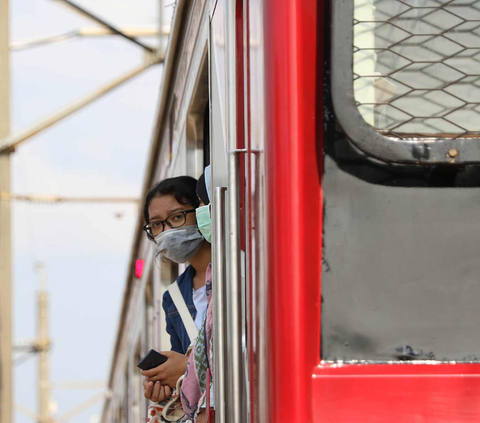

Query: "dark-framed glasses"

xmin=143 ymin=209 xmax=196 ymax=239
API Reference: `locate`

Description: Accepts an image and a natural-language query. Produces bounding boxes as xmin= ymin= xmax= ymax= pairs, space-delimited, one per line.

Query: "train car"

xmin=101 ymin=0 xmax=480 ymax=422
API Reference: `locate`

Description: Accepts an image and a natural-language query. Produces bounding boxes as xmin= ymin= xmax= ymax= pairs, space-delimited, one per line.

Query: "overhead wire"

xmin=10 ymin=31 xmax=79 ymax=51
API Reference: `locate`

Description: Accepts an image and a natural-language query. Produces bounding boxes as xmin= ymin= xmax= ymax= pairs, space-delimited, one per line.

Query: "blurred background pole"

xmin=158 ymin=0 xmax=164 ymax=58
xmin=0 ymin=2 xmax=12 ymax=423
xmin=35 ymin=263 xmax=52 ymax=423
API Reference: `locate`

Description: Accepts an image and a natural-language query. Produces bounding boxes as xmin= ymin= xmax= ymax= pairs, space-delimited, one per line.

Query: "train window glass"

xmin=186 ymin=51 xmax=210 ymax=174
xmin=332 ymin=0 xmax=480 ymax=163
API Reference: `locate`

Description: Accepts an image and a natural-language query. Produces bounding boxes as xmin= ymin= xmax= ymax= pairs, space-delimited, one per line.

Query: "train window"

xmin=186 ymin=51 xmax=210 ymax=174
xmin=332 ymin=0 xmax=480 ymax=164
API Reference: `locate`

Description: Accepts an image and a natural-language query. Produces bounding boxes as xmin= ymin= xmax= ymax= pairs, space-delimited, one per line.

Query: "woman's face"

xmin=148 ymin=194 xmax=197 ymax=237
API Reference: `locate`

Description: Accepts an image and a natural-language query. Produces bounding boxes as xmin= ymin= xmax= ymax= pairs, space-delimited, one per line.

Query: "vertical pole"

xmin=158 ymin=0 xmax=164 ymax=58
xmin=225 ymin=1 xmax=245 ymax=422
xmin=35 ymin=264 xmax=51 ymax=423
xmin=0 ymin=0 xmax=12 ymax=422
xmin=213 ymin=187 xmax=227 ymax=423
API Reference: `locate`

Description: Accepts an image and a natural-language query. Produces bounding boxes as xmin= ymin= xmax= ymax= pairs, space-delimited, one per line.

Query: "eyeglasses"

xmin=143 ymin=209 xmax=196 ymax=239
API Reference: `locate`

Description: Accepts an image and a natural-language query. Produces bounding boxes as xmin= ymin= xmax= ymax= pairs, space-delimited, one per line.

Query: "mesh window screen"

xmin=332 ymin=0 xmax=480 ymax=164
xmin=354 ymin=0 xmax=480 ymax=138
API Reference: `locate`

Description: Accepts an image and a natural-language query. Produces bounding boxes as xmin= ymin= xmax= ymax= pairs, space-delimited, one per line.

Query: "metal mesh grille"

xmin=353 ymin=0 xmax=480 ymax=139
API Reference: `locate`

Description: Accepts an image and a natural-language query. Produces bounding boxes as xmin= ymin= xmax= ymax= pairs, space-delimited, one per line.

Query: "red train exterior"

xmin=103 ymin=1 xmax=480 ymax=422
xmin=234 ymin=0 xmax=480 ymax=421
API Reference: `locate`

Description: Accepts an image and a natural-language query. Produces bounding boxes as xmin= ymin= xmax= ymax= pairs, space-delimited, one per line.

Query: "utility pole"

xmin=15 ymin=263 xmax=108 ymax=423
xmin=0 ymin=2 xmax=12 ymax=423
xmin=35 ymin=263 xmax=52 ymax=423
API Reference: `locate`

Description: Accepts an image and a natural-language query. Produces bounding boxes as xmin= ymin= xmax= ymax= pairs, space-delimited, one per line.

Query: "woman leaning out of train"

xmin=141 ymin=175 xmax=211 ymax=406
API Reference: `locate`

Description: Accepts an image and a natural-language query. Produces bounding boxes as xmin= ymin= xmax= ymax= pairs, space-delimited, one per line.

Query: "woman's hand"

xmin=143 ymin=379 xmax=172 ymax=402
xmin=141 ymin=351 xmax=189 ymax=388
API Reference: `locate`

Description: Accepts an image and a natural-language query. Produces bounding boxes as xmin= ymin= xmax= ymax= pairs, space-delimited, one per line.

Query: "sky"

xmin=10 ymin=0 xmax=165 ymax=422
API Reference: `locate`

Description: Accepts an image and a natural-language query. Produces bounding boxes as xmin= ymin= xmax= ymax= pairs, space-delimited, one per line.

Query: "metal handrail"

xmin=213 ymin=186 xmax=227 ymax=423
xmin=227 ymin=151 xmax=245 ymax=423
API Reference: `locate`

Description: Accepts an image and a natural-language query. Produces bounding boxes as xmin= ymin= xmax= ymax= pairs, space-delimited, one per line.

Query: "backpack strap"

xmin=167 ymin=281 xmax=198 ymax=343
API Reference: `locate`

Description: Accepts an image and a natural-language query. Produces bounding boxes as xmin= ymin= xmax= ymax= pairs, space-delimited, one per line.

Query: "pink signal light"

xmin=135 ymin=259 xmax=145 ymax=279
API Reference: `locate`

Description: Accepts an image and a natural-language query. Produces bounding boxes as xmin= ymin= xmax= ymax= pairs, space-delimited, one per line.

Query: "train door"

xmin=260 ymin=0 xmax=480 ymax=420
xmin=209 ymin=0 xmax=250 ymax=422
xmin=313 ymin=1 xmax=480 ymax=421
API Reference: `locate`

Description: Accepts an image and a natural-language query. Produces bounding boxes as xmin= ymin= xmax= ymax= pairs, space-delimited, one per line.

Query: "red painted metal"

xmin=263 ymin=1 xmax=480 ymax=422
xmin=312 ymin=363 xmax=480 ymax=422
xmin=264 ymin=0 xmax=323 ymax=421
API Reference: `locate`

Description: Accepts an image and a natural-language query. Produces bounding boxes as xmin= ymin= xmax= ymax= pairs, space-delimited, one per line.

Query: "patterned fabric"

xmin=180 ymin=264 xmax=214 ymax=421
xmin=146 ymin=375 xmax=186 ymax=422
xmin=147 ymin=404 xmax=188 ymax=423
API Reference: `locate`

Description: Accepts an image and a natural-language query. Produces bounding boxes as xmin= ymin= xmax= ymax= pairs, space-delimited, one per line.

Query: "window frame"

xmin=331 ymin=0 xmax=480 ymax=165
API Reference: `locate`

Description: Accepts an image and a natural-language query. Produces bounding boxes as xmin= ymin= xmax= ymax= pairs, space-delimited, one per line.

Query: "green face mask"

xmin=195 ymin=205 xmax=212 ymax=243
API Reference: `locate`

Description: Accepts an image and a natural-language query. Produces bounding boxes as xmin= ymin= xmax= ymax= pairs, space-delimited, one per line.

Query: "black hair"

xmin=196 ymin=172 xmax=210 ymax=205
xmin=143 ymin=176 xmax=200 ymax=224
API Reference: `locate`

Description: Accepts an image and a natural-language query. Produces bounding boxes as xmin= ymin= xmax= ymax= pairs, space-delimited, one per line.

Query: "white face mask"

xmin=154 ymin=225 xmax=204 ymax=263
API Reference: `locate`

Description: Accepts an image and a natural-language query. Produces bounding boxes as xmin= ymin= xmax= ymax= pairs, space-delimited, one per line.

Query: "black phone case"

xmin=137 ymin=349 xmax=168 ymax=370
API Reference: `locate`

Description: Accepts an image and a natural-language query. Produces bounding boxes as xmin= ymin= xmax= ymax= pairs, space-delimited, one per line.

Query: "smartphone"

xmin=137 ymin=349 xmax=168 ymax=370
